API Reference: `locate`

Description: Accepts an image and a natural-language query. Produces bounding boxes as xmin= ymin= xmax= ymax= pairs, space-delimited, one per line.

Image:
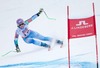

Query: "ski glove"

xmin=37 ymin=8 xmax=43 ymax=16
xmin=16 ymin=48 xmax=21 ymax=53
xmin=14 ymin=39 xmax=21 ymax=52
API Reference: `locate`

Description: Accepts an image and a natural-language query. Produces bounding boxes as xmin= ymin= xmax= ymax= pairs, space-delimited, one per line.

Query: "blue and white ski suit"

xmin=14 ymin=13 xmax=52 ymax=48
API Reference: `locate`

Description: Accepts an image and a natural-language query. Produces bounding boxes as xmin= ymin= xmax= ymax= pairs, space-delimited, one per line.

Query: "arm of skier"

xmin=14 ymin=32 xmax=21 ymax=52
xmin=25 ymin=8 xmax=43 ymax=24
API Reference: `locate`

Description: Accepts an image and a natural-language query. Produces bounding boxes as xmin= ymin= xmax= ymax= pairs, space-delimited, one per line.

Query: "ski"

xmin=48 ymin=39 xmax=64 ymax=51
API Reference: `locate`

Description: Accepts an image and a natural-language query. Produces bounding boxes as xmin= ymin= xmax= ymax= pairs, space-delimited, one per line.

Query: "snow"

xmin=0 ymin=0 xmax=100 ymax=68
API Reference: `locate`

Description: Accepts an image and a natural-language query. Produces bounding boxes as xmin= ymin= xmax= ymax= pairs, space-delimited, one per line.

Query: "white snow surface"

xmin=0 ymin=0 xmax=100 ymax=68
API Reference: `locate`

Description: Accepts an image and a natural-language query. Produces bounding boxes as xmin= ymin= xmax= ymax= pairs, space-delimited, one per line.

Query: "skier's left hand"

xmin=16 ymin=48 xmax=21 ymax=53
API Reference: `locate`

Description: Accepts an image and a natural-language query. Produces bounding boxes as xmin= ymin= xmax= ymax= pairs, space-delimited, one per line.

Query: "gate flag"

xmin=67 ymin=3 xmax=99 ymax=68
xmin=68 ymin=16 xmax=96 ymax=39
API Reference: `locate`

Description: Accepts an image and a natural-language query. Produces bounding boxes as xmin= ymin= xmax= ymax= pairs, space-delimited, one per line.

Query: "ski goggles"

xmin=17 ymin=23 xmax=25 ymax=27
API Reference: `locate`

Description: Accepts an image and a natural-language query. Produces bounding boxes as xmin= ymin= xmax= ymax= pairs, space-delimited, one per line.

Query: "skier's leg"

xmin=23 ymin=38 xmax=50 ymax=48
xmin=29 ymin=31 xmax=63 ymax=44
xmin=31 ymin=31 xmax=52 ymax=42
xmin=33 ymin=32 xmax=63 ymax=48
xmin=32 ymin=31 xmax=63 ymax=46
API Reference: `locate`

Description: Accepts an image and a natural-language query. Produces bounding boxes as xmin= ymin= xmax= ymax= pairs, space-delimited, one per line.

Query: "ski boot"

xmin=41 ymin=42 xmax=51 ymax=51
xmin=56 ymin=40 xmax=63 ymax=48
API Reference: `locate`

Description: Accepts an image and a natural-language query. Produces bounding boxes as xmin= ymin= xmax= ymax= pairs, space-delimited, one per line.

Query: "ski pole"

xmin=2 ymin=50 xmax=16 ymax=57
xmin=43 ymin=10 xmax=56 ymax=20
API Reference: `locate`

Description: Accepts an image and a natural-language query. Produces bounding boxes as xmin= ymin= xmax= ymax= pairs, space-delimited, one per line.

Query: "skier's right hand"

xmin=39 ymin=8 xmax=44 ymax=12
xmin=16 ymin=48 xmax=21 ymax=53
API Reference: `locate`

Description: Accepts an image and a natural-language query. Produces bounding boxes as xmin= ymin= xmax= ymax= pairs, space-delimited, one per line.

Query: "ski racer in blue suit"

xmin=14 ymin=8 xmax=63 ymax=52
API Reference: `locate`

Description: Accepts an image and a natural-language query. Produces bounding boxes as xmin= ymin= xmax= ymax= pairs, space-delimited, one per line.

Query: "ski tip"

xmin=48 ymin=46 xmax=51 ymax=51
xmin=60 ymin=44 xmax=63 ymax=48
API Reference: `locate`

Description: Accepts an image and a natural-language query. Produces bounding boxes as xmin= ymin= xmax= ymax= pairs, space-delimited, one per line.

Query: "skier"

xmin=14 ymin=8 xmax=63 ymax=52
